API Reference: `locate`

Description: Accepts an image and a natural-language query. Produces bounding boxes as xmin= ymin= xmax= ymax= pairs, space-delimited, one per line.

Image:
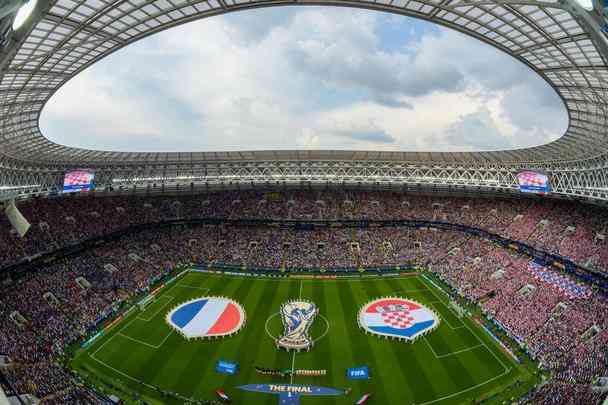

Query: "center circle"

xmin=264 ymin=312 xmax=330 ymax=344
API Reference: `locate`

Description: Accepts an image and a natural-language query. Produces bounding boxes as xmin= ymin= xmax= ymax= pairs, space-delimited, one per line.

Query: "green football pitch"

xmin=71 ymin=271 xmax=537 ymax=404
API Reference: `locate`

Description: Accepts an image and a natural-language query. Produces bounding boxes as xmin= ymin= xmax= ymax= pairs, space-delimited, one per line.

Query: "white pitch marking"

xmin=117 ymin=333 xmax=159 ymax=349
xmin=312 ymin=314 xmax=331 ymax=343
xmin=266 ymin=312 xmax=330 ymax=344
xmin=93 ymin=278 xmax=207 ymax=357
xmin=416 ymin=275 xmax=514 ymax=404
xmin=392 ymin=288 xmax=435 ymax=294
xmin=420 ymin=276 xmax=511 ymax=370
xmin=116 ymin=329 xmax=174 ymax=350
xmin=175 ymin=285 xmax=210 ymax=291
xmin=137 ymin=295 xmax=174 ymax=322
xmin=461 ymin=316 xmax=510 ymax=373
xmin=417 ymin=366 xmax=512 ymax=405
xmin=90 ymin=352 xmax=157 ymax=390
xmin=92 ymin=314 xmax=140 ymax=358
xmin=156 ymin=329 xmax=174 ymax=347
xmin=422 ymin=277 xmax=510 ymax=373
xmin=265 ymin=312 xmax=280 ymax=341
xmin=423 ymin=338 xmax=483 ymax=359
xmin=87 ymin=273 xmax=206 ymax=397
xmin=427 ymin=302 xmax=465 ymax=330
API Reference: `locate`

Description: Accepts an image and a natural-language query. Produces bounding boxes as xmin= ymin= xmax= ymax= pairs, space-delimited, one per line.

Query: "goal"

xmin=137 ymin=295 xmax=155 ymax=311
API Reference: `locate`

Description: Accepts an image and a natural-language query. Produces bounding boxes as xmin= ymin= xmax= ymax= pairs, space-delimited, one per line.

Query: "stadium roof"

xmin=0 ymin=0 xmax=607 ymax=167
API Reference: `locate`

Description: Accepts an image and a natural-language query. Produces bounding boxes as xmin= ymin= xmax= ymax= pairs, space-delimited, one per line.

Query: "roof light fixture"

xmin=12 ymin=0 xmax=38 ymax=31
xmin=573 ymin=0 xmax=594 ymax=11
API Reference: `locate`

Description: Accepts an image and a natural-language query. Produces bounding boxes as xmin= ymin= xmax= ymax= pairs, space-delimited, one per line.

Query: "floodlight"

xmin=12 ymin=0 xmax=38 ymax=31
xmin=0 ymin=0 xmax=23 ymax=20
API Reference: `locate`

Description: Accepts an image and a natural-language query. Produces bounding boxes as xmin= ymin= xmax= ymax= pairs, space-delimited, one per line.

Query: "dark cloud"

xmin=444 ymin=108 xmax=512 ymax=150
xmin=286 ymin=40 xmax=466 ymax=100
xmin=500 ymin=81 xmax=567 ymax=134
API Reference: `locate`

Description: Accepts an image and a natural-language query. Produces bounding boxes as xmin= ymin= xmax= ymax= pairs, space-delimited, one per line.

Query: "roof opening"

xmin=40 ymin=7 xmax=567 ymax=153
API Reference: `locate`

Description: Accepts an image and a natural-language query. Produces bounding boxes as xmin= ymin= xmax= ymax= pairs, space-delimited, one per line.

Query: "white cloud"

xmin=40 ymin=7 xmax=567 ymax=153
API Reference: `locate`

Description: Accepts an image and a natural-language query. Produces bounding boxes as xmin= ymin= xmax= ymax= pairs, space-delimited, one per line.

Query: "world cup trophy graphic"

xmin=277 ymin=300 xmax=318 ymax=351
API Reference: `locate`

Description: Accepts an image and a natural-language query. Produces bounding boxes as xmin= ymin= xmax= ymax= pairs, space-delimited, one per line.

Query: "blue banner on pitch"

xmin=216 ymin=359 xmax=239 ymax=375
xmin=347 ymin=366 xmax=370 ymax=380
xmin=239 ymin=384 xmax=344 ymax=405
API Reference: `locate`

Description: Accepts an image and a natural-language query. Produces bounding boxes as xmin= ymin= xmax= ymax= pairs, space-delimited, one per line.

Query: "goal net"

xmin=137 ymin=295 xmax=155 ymax=311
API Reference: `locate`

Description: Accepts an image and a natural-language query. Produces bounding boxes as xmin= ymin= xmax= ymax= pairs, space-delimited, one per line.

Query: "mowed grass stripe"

xmin=222 ymin=278 xmax=287 ymax=403
xmin=75 ymin=273 xmax=527 ymax=405
xmin=137 ymin=294 xmax=173 ymax=321
xmin=89 ymin=273 xmax=222 ymax=396
xmin=322 ymin=280 xmax=361 ymax=394
xmin=416 ymin=276 xmax=519 ymax=403
xmin=363 ymin=277 xmax=439 ymax=404
xmin=389 ymin=278 xmax=473 ymax=398
xmin=423 ymin=330 xmax=478 ymax=396
xmin=409 ymin=277 xmax=503 ymax=401
xmin=141 ymin=275 xmax=229 ymax=393
xmin=426 ymin=312 xmax=475 ymax=355
xmin=338 ymin=279 xmax=391 ymax=403
xmin=217 ymin=278 xmax=283 ymax=397
xmin=311 ymin=281 xmax=336 ymax=393
xmin=321 ymin=281 xmax=350 ymax=393
xmin=244 ymin=278 xmax=298 ymax=384
xmin=293 ymin=280 xmax=338 ymax=400
xmin=146 ymin=275 xmax=235 ymax=394
xmin=212 ymin=275 xmax=265 ymax=387
xmin=184 ymin=275 xmax=256 ymax=397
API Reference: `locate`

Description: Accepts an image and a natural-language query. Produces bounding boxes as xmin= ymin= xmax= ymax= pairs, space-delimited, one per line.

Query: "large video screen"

xmin=63 ymin=169 xmax=95 ymax=193
xmin=517 ymin=170 xmax=551 ymax=194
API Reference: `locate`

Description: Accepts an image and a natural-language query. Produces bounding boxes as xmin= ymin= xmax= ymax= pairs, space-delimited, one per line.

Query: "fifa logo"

xmin=277 ymin=300 xmax=318 ymax=351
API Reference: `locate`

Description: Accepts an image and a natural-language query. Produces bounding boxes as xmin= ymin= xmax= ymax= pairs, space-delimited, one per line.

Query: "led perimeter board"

xmin=63 ymin=170 xmax=95 ymax=193
xmin=517 ymin=170 xmax=551 ymax=194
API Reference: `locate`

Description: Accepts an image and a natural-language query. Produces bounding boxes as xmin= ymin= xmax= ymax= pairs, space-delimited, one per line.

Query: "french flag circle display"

xmin=358 ymin=297 xmax=440 ymax=342
xmin=166 ymin=297 xmax=246 ymax=340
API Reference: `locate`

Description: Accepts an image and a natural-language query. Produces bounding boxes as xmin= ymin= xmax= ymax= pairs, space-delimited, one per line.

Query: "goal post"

xmin=137 ymin=294 xmax=155 ymax=311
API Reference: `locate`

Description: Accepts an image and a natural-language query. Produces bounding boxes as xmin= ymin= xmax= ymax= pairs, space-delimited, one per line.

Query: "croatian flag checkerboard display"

xmin=527 ymin=262 xmax=592 ymax=300
xmin=517 ymin=171 xmax=550 ymax=194
xmin=359 ymin=298 xmax=439 ymax=341
xmin=166 ymin=297 xmax=245 ymax=339
xmin=63 ymin=169 xmax=95 ymax=193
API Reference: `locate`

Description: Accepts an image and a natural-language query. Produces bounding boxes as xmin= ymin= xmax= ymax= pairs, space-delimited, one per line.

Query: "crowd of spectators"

xmin=1 ymin=190 xmax=607 ymax=403
xmin=2 ymin=191 xmax=608 ymax=271
xmin=430 ymin=236 xmax=608 ymax=404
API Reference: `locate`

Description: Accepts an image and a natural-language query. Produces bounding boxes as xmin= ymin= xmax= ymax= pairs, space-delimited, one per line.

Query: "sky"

xmin=40 ymin=6 xmax=568 ymax=153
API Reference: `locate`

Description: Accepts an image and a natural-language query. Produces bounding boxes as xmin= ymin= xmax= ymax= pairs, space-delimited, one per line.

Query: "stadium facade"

xmin=1 ymin=0 xmax=608 ymax=200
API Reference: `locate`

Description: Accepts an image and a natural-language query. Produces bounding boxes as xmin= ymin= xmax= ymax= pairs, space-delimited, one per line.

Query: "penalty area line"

xmin=117 ymin=333 xmax=159 ymax=349
xmin=427 ymin=302 xmax=465 ymax=330
xmin=416 ymin=366 xmax=512 ymax=405
xmin=418 ymin=275 xmax=510 ymax=372
xmin=90 ymin=352 xmax=157 ymax=391
xmin=423 ymin=338 xmax=484 ymax=359
xmin=115 ymin=329 xmax=174 ymax=350
xmin=137 ymin=295 xmax=175 ymax=322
